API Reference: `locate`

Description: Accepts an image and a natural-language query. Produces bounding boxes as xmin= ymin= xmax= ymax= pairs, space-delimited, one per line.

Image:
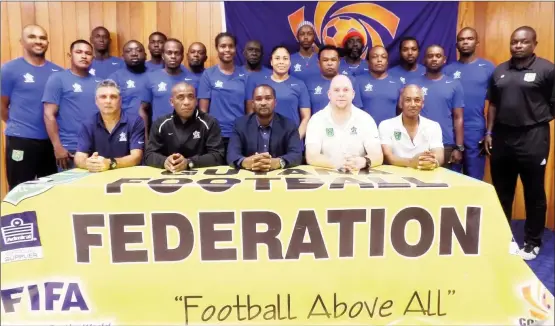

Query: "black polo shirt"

xmin=488 ymin=54 xmax=554 ymax=127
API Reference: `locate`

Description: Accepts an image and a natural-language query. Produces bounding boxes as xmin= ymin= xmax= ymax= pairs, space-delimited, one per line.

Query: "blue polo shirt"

xmin=145 ymin=60 xmax=163 ymax=71
xmin=1 ymin=57 xmax=63 ymax=139
xmin=413 ymin=74 xmax=465 ymax=145
xmin=245 ymin=75 xmax=310 ymax=126
xmin=42 ymin=70 xmax=100 ymax=151
xmin=108 ymin=67 xmax=150 ymax=117
xmin=389 ymin=64 xmax=426 ymax=85
xmin=289 ymin=52 xmax=320 ymax=83
xmin=197 ymin=65 xmax=248 ymax=138
xmin=356 ymin=74 xmax=403 ymax=125
xmin=142 ymin=68 xmax=199 ymax=122
xmin=89 ymin=56 xmax=124 ymax=79
xmin=304 ymin=72 xmax=363 ymax=114
xmin=77 ymin=111 xmax=145 ymax=158
xmin=443 ymin=58 xmax=495 ymax=131
xmin=339 ymin=59 xmax=367 ymax=77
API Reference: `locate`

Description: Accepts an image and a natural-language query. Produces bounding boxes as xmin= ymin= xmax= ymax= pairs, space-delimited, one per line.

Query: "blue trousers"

xmin=463 ymin=129 xmax=486 ymax=180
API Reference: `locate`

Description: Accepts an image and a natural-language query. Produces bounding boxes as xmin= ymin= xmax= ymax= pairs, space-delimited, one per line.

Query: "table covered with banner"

xmin=1 ymin=165 xmax=553 ymax=325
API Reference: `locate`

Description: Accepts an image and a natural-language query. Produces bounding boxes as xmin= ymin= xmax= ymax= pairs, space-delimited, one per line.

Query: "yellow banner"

xmin=1 ymin=166 xmax=553 ymax=325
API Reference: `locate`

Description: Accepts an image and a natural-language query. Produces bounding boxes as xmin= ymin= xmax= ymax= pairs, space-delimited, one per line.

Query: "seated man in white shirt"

xmin=305 ymin=74 xmax=383 ymax=171
xmin=378 ymin=84 xmax=444 ymax=170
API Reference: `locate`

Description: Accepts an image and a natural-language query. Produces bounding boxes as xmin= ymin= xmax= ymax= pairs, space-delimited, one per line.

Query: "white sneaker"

xmin=520 ymin=244 xmax=540 ymax=260
xmin=509 ymin=241 xmax=521 ymax=255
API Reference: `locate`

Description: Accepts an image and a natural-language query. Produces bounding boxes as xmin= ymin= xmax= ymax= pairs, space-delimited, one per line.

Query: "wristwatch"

xmin=364 ymin=157 xmax=372 ymax=168
xmin=279 ymin=158 xmax=286 ymax=169
xmin=456 ymin=145 xmax=465 ymax=152
xmin=109 ymin=158 xmax=117 ymax=170
xmin=188 ymin=160 xmax=195 ymax=170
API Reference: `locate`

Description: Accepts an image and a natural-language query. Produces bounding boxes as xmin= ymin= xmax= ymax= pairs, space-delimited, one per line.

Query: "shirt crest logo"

xmin=326 ymin=128 xmax=334 ymax=137
xmin=314 ymin=86 xmax=322 ymax=95
xmin=421 ymin=87 xmax=428 ymax=96
xmin=394 ymin=130 xmax=401 ymax=141
xmin=365 ymin=83 xmax=373 ymax=92
xmin=126 ymin=80 xmax=135 ymax=88
xmin=523 ymin=73 xmax=536 ymax=82
xmin=89 ymin=68 xmax=96 ymax=76
xmin=72 ymin=83 xmax=82 ymax=93
xmin=157 ymin=82 xmax=167 ymax=92
xmin=453 ymin=71 xmax=461 ymax=79
xmin=119 ymin=132 xmax=127 ymax=142
xmin=294 ymin=63 xmax=302 ymax=72
xmin=399 ymin=77 xmax=406 ymax=84
xmin=193 ymin=131 xmax=200 ymax=139
xmin=350 ymin=126 xmax=358 ymax=135
xmin=215 ymin=80 xmax=223 ymax=88
xmin=23 ymin=73 xmax=35 ymax=83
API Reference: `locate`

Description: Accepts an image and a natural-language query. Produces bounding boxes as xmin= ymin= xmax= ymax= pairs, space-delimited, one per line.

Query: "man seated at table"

xmin=75 ymin=79 xmax=145 ymax=172
xmin=144 ymin=82 xmax=225 ymax=172
xmin=305 ymin=74 xmax=383 ymax=172
xmin=227 ymin=84 xmax=302 ymax=171
xmin=378 ymin=84 xmax=444 ymax=170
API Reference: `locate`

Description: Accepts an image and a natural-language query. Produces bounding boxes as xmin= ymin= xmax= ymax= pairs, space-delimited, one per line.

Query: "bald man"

xmin=486 ymin=26 xmax=554 ymax=260
xmin=187 ymin=42 xmax=208 ymax=76
xmin=379 ymin=85 xmax=444 ymax=170
xmin=144 ymin=82 xmax=225 ymax=171
xmin=89 ymin=26 xmax=124 ymax=78
xmin=1 ymin=24 xmax=62 ymax=189
xmin=305 ymin=74 xmax=383 ymax=171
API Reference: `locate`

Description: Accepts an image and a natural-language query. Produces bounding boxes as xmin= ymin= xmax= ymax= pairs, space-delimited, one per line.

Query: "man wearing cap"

xmin=290 ymin=21 xmax=321 ymax=82
xmin=339 ymin=31 xmax=367 ymax=77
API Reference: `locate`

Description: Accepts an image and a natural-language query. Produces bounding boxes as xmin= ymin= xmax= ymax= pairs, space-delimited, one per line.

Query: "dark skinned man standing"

xmin=414 ymin=45 xmax=465 ymax=172
xmin=89 ymin=26 xmax=124 ymax=78
xmin=486 ymin=26 xmax=554 ymax=260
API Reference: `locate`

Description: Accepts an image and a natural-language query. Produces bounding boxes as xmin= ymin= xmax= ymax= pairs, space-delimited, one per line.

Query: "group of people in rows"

xmin=1 ymin=21 xmax=553 ymax=260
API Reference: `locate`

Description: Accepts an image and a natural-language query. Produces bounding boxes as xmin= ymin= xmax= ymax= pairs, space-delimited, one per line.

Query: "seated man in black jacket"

xmin=227 ymin=84 xmax=303 ymax=171
xmin=145 ymin=82 xmax=225 ymax=172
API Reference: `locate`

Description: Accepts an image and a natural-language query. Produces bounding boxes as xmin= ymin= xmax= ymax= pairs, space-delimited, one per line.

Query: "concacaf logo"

xmin=287 ymin=1 xmax=400 ymax=59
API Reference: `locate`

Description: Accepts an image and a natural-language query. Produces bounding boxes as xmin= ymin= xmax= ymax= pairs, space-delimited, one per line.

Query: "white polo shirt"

xmin=378 ymin=114 xmax=443 ymax=159
xmin=305 ymin=104 xmax=380 ymax=166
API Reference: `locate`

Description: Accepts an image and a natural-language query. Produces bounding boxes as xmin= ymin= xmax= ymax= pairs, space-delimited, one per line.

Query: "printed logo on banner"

xmin=516 ymin=281 xmax=554 ymax=326
xmin=287 ymin=1 xmax=400 ymax=59
xmin=0 ymin=211 xmax=43 ymax=263
xmin=3 ymin=171 xmax=90 ymax=206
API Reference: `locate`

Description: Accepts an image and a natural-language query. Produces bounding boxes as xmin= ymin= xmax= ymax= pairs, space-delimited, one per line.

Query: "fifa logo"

xmin=288 ymin=1 xmax=400 ymax=59
xmin=1 ymin=218 xmax=35 ymax=245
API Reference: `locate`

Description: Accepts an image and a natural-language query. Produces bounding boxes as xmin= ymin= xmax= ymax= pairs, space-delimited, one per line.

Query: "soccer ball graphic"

xmin=322 ymin=17 xmax=364 ymax=47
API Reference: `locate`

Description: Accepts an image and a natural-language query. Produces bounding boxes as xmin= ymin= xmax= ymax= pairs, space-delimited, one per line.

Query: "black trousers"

xmin=222 ymin=137 xmax=229 ymax=163
xmin=6 ymin=136 xmax=57 ymax=190
xmin=490 ymin=123 xmax=551 ymax=247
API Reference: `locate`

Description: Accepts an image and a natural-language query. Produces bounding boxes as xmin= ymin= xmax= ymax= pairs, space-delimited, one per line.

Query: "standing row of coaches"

xmin=1 ymin=23 xmax=554 ymax=260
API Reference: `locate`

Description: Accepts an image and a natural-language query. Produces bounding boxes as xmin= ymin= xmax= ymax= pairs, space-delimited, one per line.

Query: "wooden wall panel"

xmin=1 ymin=2 xmax=553 ymax=230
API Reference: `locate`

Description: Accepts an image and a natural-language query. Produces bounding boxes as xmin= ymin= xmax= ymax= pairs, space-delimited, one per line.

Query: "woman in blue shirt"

xmin=246 ymin=46 xmax=311 ymax=139
xmin=198 ymin=32 xmax=248 ymax=150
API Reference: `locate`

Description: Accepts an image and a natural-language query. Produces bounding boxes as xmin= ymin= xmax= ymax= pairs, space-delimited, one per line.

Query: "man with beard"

xmin=145 ymin=32 xmax=167 ymax=71
xmin=304 ymin=45 xmax=362 ymax=114
xmin=140 ymin=38 xmax=198 ymax=136
xmin=43 ymin=40 xmax=100 ymax=170
xmin=290 ymin=21 xmax=320 ymax=82
xmin=389 ymin=37 xmax=426 ymax=85
xmin=187 ymin=42 xmax=208 ymax=77
xmin=145 ymin=82 xmax=225 ymax=171
xmin=88 ymin=26 xmax=124 ymax=78
xmin=379 ymin=84 xmax=444 ymax=170
xmin=108 ymin=40 xmax=149 ymax=117
xmin=305 ymin=75 xmax=383 ymax=171
xmin=227 ymin=84 xmax=302 ymax=170
xmin=75 ymin=80 xmax=144 ymax=172
xmin=413 ymin=45 xmax=464 ymax=172
xmin=339 ymin=31 xmax=367 ymax=77
xmin=485 ymin=26 xmax=554 ymax=260
xmin=356 ymin=46 xmax=403 ymax=125
xmin=242 ymin=40 xmax=272 ymax=77
xmin=444 ymin=27 xmax=495 ymax=180
xmin=1 ymin=24 xmax=62 ymax=189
